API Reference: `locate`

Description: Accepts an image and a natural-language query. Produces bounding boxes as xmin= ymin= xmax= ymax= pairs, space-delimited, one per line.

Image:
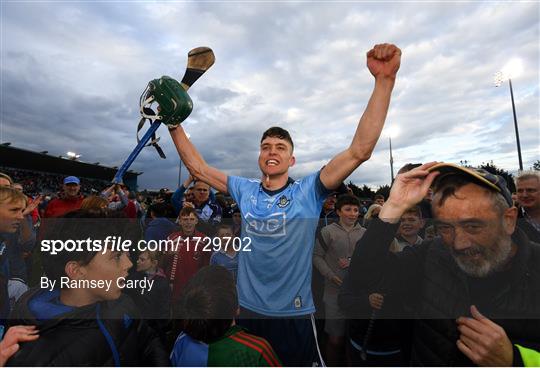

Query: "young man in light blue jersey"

xmin=168 ymin=43 xmax=401 ymax=366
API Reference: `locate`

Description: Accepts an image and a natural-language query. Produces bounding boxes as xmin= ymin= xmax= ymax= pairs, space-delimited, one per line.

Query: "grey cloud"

xmin=2 ymin=2 xmax=538 ymax=190
xmin=194 ymin=87 xmax=240 ymax=105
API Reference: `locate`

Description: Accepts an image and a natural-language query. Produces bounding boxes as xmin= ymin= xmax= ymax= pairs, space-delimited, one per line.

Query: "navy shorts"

xmin=238 ymin=307 xmax=324 ymax=367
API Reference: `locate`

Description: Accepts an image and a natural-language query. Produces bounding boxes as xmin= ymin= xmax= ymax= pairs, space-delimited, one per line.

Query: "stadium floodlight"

xmin=494 ymin=58 xmax=523 ymax=170
xmin=501 ymin=58 xmax=524 ymax=80
xmin=66 ymin=151 xmax=81 ymax=160
xmin=385 ymin=126 xmax=400 ymax=184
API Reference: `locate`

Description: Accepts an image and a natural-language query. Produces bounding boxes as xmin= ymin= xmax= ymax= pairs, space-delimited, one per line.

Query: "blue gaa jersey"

xmin=228 ymin=171 xmax=329 ymax=316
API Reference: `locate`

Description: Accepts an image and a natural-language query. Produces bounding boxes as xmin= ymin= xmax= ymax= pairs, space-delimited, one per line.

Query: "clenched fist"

xmin=367 ymin=43 xmax=401 ymax=80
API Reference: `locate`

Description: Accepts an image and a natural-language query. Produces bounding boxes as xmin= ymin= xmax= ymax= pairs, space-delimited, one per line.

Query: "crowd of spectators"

xmin=0 ymin=164 xmax=538 ymax=366
xmin=0 ymin=167 xmax=111 ymax=197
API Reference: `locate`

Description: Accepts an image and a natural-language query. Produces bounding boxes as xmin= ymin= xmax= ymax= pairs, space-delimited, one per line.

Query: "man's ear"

xmin=503 ymin=206 xmax=518 ymax=235
xmin=65 ymin=260 xmax=83 ymax=280
xmin=289 ymin=155 xmax=296 ymax=168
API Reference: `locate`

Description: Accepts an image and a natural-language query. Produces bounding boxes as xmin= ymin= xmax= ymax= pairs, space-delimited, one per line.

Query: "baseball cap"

xmin=63 ymin=176 xmax=80 ymax=185
xmin=428 ymin=163 xmax=513 ymax=207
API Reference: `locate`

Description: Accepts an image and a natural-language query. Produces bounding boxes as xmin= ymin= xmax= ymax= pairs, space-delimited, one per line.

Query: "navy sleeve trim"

xmin=316 ymin=171 xmax=332 ymax=197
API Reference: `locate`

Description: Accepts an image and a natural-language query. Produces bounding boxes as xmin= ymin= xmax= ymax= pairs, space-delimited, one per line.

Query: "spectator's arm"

xmin=171 ymin=185 xmax=187 ymax=215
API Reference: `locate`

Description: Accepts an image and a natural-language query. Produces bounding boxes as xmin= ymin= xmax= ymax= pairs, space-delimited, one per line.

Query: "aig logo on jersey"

xmin=277 ymin=195 xmax=290 ymax=208
xmin=245 ymin=212 xmax=286 ymax=237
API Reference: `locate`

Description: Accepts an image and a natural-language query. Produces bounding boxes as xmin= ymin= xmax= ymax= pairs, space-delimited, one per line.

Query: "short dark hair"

xmin=179 ymin=266 xmax=238 ymax=343
xmin=260 ymin=127 xmax=294 ymax=152
xmin=179 ymin=206 xmax=198 ymax=218
xmin=403 ymin=205 xmax=422 ymax=219
xmin=149 ymin=202 xmax=169 ymax=218
xmin=335 ymin=194 xmax=360 ymax=211
xmin=374 ymin=194 xmax=385 ymax=200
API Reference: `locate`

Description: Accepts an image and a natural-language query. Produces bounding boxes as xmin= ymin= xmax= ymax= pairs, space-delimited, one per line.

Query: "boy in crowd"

xmin=374 ymin=194 xmax=385 ymax=206
xmin=165 ymin=207 xmax=209 ymax=306
xmin=6 ymin=209 xmax=169 ymax=366
xmin=313 ymin=194 xmax=366 ymax=365
xmin=391 ymin=205 xmax=424 ymax=252
xmin=210 ymin=224 xmax=238 ymax=280
xmin=170 ymin=265 xmax=281 ymax=367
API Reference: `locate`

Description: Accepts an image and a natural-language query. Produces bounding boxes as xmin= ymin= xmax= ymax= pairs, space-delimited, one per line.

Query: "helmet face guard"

xmin=140 ymin=76 xmax=193 ymax=128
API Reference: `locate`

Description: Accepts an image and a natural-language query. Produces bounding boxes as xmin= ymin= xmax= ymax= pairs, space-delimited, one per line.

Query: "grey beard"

xmin=451 ymin=238 xmax=513 ymax=278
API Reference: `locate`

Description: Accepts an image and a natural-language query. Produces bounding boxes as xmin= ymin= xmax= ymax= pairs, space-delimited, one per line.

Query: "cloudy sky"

xmin=1 ymin=1 xmax=538 ymax=190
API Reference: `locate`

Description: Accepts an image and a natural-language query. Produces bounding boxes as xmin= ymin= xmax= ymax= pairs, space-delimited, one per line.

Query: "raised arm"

xmin=168 ymin=126 xmax=228 ymax=193
xmin=320 ymin=43 xmax=401 ymax=190
xmin=171 ymin=174 xmax=193 ymax=214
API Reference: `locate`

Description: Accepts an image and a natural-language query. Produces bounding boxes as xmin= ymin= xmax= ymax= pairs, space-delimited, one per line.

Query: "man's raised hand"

xmin=367 ymin=43 xmax=401 ymax=80
xmin=380 ymin=162 xmax=439 ymax=222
